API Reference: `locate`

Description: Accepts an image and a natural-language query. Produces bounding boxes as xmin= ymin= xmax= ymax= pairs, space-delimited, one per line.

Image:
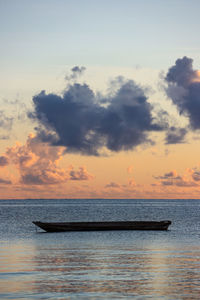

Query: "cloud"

xmin=0 ymin=135 xmax=9 ymax=140
xmin=127 ymin=165 xmax=134 ymax=174
xmin=128 ymin=177 xmax=136 ymax=186
xmin=105 ymin=179 xmax=137 ymax=189
xmin=1 ymin=134 xmax=95 ymax=186
xmin=2 ymin=134 xmax=94 ymax=185
xmin=69 ymin=166 xmax=94 ymax=181
xmin=174 ymin=180 xmax=197 ymax=187
xmin=0 ymin=156 xmax=9 ymax=167
xmin=165 ymin=56 xmax=200 ymax=130
xmin=165 ymin=126 xmax=187 ymax=144
xmin=2 ymin=99 xmax=28 ymax=122
xmin=0 ymin=111 xmax=13 ymax=130
xmin=105 ymin=182 xmax=121 ymax=188
xmin=166 ymin=56 xmax=196 ymax=87
xmin=65 ymin=66 xmax=86 ymax=82
xmin=154 ymin=169 xmax=198 ymax=187
xmin=188 ymin=167 xmax=200 ymax=182
xmin=31 ymin=76 xmax=166 ymax=155
xmin=0 ymin=178 xmax=12 ymax=185
xmin=161 ymin=181 xmax=173 ymax=186
xmin=5 ymin=134 xmax=68 ymax=185
xmin=154 ymin=170 xmax=178 ymax=180
xmin=192 ymin=171 xmax=200 ymax=181
xmin=164 ymin=171 xmax=177 ymax=178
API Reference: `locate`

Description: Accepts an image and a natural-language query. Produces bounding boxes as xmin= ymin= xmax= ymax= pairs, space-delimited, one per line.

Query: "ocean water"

xmin=0 ymin=199 xmax=200 ymax=299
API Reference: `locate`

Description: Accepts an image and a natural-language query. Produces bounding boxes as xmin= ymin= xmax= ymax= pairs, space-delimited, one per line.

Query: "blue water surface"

xmin=0 ymin=199 xmax=200 ymax=299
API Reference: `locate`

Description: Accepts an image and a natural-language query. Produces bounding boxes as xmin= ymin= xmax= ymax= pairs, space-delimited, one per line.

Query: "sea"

xmin=0 ymin=198 xmax=200 ymax=299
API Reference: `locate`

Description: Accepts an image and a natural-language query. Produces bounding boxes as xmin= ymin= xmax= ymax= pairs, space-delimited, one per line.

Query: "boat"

xmin=33 ymin=220 xmax=171 ymax=232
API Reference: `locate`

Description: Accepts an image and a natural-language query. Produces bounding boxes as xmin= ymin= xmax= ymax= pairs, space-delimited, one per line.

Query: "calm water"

xmin=0 ymin=199 xmax=200 ymax=299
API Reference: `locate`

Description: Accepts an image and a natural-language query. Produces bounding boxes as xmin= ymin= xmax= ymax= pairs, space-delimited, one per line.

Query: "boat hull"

xmin=33 ymin=220 xmax=171 ymax=232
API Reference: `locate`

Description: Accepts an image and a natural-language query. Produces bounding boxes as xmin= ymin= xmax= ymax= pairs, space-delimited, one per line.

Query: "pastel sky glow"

xmin=1 ymin=0 xmax=200 ymax=199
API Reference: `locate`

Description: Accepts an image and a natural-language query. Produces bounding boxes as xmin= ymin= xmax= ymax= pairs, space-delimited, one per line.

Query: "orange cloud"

xmin=0 ymin=134 xmax=94 ymax=186
xmin=186 ymin=167 xmax=200 ymax=182
xmin=128 ymin=177 xmax=136 ymax=186
xmin=69 ymin=166 xmax=94 ymax=181
xmin=154 ymin=169 xmax=198 ymax=188
xmin=127 ymin=165 xmax=134 ymax=174
xmin=4 ymin=134 xmax=67 ymax=185
xmin=191 ymin=70 xmax=200 ymax=83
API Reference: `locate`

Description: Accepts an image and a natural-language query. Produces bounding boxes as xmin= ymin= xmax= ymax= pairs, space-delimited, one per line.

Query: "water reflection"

xmin=0 ymin=240 xmax=200 ymax=299
xmin=0 ymin=243 xmax=34 ymax=297
xmin=32 ymin=244 xmax=200 ymax=298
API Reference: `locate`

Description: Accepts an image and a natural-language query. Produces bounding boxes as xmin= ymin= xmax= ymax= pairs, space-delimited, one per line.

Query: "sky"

xmin=1 ymin=0 xmax=200 ymax=199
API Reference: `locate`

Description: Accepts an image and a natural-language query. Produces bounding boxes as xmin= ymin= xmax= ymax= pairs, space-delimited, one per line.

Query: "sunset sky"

xmin=1 ymin=0 xmax=200 ymax=199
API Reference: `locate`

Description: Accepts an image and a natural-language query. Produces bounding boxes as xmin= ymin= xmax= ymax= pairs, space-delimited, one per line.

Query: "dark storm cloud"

xmin=31 ymin=78 xmax=166 ymax=155
xmin=165 ymin=56 xmax=200 ymax=130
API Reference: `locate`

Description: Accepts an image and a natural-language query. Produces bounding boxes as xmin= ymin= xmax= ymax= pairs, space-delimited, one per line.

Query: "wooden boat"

xmin=33 ymin=220 xmax=171 ymax=232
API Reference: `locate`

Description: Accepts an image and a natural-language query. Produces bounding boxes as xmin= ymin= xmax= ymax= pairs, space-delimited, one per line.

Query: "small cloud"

xmin=0 ymin=156 xmax=9 ymax=167
xmin=164 ymin=170 xmax=177 ymax=178
xmin=0 ymin=178 xmax=12 ymax=185
xmin=128 ymin=177 xmax=136 ymax=186
xmin=105 ymin=182 xmax=121 ymax=188
xmin=188 ymin=167 xmax=200 ymax=182
xmin=0 ymin=135 xmax=9 ymax=140
xmin=127 ymin=165 xmax=134 ymax=174
xmin=65 ymin=66 xmax=86 ymax=82
xmin=154 ymin=170 xmax=177 ymax=180
xmin=192 ymin=171 xmax=200 ymax=181
xmin=69 ymin=166 xmax=94 ymax=181
xmin=154 ymin=169 xmax=198 ymax=188
xmin=175 ymin=180 xmax=197 ymax=187
xmin=165 ymin=126 xmax=187 ymax=144
xmin=165 ymin=148 xmax=170 ymax=156
xmin=0 ymin=111 xmax=13 ymax=130
xmin=151 ymin=148 xmax=158 ymax=156
xmin=162 ymin=181 xmax=173 ymax=186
